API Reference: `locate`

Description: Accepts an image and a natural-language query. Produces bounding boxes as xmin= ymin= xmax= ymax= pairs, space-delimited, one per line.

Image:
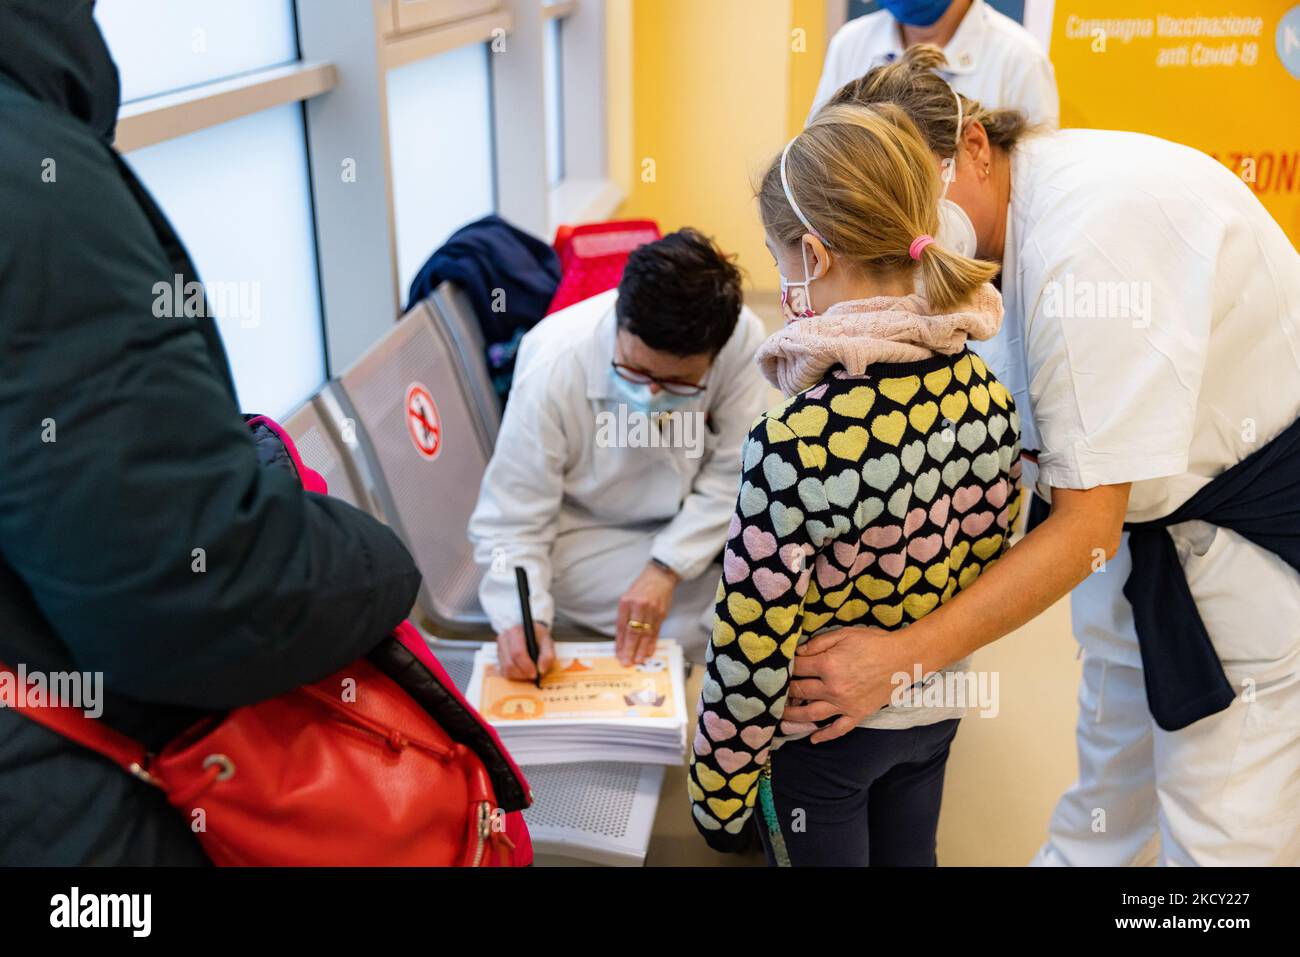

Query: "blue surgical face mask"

xmin=878 ymin=0 xmax=952 ymax=27
xmin=609 ymin=369 xmax=694 ymax=415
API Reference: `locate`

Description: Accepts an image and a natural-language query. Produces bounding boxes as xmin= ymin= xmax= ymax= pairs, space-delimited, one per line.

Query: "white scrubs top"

xmin=978 ymin=128 xmax=1300 ymax=677
xmin=810 ymin=0 xmax=1059 ymax=126
xmin=468 ymin=289 xmax=770 ymax=634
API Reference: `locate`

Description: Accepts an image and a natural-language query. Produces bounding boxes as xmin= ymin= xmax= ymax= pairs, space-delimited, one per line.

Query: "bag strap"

xmin=0 ymin=662 xmax=159 ymax=785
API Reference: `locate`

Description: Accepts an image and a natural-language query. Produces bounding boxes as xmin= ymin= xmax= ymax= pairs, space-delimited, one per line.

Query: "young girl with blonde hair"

xmin=688 ymin=102 xmax=1022 ymax=865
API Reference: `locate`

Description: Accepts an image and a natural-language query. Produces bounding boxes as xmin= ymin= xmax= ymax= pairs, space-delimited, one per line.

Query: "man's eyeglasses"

xmin=610 ymin=362 xmax=708 ymax=397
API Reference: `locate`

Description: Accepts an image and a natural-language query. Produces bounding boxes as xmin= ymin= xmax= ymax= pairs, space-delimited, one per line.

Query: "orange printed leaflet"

xmin=466 ymin=640 xmax=687 ymax=765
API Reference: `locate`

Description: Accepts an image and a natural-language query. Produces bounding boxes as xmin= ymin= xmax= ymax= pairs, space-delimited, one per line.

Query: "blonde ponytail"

xmin=758 ymin=102 xmax=998 ymax=312
xmin=916 ymin=242 xmax=1000 ymax=312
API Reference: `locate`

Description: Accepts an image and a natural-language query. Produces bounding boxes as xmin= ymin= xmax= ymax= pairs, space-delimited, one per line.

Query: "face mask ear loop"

xmin=940 ymin=83 xmax=964 ymax=198
xmin=799 ymin=241 xmax=818 ymax=317
xmin=780 ymin=137 xmax=826 ymax=246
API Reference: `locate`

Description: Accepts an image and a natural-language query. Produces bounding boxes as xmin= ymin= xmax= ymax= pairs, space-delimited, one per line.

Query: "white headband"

xmin=779 ymin=137 xmax=825 ymax=244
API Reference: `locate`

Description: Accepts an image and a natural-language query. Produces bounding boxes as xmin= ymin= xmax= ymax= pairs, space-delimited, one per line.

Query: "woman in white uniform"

xmin=785 ymin=45 xmax=1300 ymax=866
xmin=811 ymin=0 xmax=1058 ymax=127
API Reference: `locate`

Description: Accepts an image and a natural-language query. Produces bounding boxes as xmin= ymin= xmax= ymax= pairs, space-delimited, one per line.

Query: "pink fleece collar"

xmin=755 ymin=284 xmax=1004 ymax=396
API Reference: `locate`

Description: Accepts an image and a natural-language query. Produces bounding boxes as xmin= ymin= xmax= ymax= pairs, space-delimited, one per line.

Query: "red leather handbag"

xmin=1 ymin=416 xmax=533 ymax=866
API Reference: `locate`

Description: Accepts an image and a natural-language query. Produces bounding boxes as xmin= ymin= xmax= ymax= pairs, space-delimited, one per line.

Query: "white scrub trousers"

xmin=1033 ymin=533 xmax=1300 ymax=866
xmin=548 ymin=523 xmax=718 ymax=662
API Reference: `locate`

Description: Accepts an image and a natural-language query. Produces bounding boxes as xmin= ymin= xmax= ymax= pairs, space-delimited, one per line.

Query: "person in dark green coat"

xmin=0 ymin=0 xmax=423 ymax=863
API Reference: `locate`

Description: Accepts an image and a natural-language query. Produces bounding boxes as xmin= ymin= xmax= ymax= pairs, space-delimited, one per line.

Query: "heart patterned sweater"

xmin=688 ymin=350 xmax=1022 ymax=851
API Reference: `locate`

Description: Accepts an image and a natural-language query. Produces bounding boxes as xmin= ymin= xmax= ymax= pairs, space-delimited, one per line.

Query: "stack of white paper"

xmin=465 ymin=640 xmax=687 ymax=766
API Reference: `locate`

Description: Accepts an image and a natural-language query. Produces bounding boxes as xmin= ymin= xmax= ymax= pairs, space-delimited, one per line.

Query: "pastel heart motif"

xmin=986 ymin=478 xmax=1010 ymax=508
xmin=723 ymin=548 xmax=749 ymax=584
xmin=854 ymin=497 xmax=884 ymax=529
xmin=798 ymin=477 xmax=830 ymax=513
xmin=769 ymin=502 xmax=804 ymax=538
xmin=953 ymin=484 xmax=984 ymax=514
xmin=743 ymin=525 xmax=777 ymax=561
xmin=832 ymin=539 xmax=860 ymax=568
xmin=787 ymin=406 xmax=829 ymax=438
xmin=914 ymin=468 xmax=941 ymax=503
xmin=962 ymin=511 xmax=994 ymax=536
xmin=715 ymin=654 xmax=750 ymax=688
xmin=693 ymin=730 xmax=712 ymax=756
xmin=753 ymin=568 xmax=792 ymax=601
xmin=830 ymin=425 xmax=872 ymax=459
xmin=702 ymin=676 xmax=723 ymax=703
xmin=930 ymin=493 xmax=951 ymax=527
xmin=740 ymin=724 xmax=774 ymax=749
xmin=763 ymin=453 xmax=797 ymax=491
xmin=862 ymin=453 xmax=900 ymax=491
xmin=908 ymin=533 xmax=942 ymax=563
xmin=943 ymin=458 xmax=971 ymax=488
xmin=702 ymin=711 xmax=736 ymax=742
xmin=797 ymin=441 xmax=828 ymax=469
xmin=904 ymin=507 xmax=927 ymax=537
xmin=909 ymin=401 xmax=939 ymax=434
xmin=727 ymin=593 xmax=762 ymax=625
xmin=849 ymin=550 xmax=876 ymax=576
xmin=898 ymin=566 xmax=922 ymax=594
xmin=862 ymin=524 xmax=902 ymax=548
xmin=815 ymin=554 xmax=846 ymax=589
xmin=824 ymin=469 xmax=860 ymax=508
xmin=765 ymin=605 xmax=799 ymax=635
xmin=927 ymin=430 xmax=954 ymax=462
xmin=887 ymin=484 xmax=913 ymax=519
xmin=958 ymin=420 xmax=988 ymax=452
xmin=924 ymin=367 xmax=952 ymax=395
xmin=830 ymin=385 xmax=875 ymax=418
xmin=739 ymin=632 xmax=778 ymax=662
xmin=900 ymin=440 xmax=926 ymax=475
xmin=878 ymin=547 xmax=908 ymax=579
xmin=753 ymin=667 xmax=788 ymax=696
xmin=692 ymin=805 xmax=722 ymax=830
xmin=878 ymin=375 xmax=921 ymax=405
xmin=743 ymin=440 xmax=763 ymax=471
xmin=739 ymin=481 xmax=767 ymax=517
xmin=714 ymin=748 xmax=752 ymax=774
xmin=725 ymin=694 xmax=766 ymax=722
xmin=779 ymin=543 xmax=807 ymax=573
xmin=869 ymin=412 xmax=906 ymax=448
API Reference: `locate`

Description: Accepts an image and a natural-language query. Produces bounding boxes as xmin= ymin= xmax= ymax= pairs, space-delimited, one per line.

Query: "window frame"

xmin=107 ymin=0 xmax=617 ymax=376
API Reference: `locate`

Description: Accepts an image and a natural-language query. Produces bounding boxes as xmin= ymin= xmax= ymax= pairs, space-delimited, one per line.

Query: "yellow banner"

xmin=1051 ymin=1 xmax=1300 ymax=244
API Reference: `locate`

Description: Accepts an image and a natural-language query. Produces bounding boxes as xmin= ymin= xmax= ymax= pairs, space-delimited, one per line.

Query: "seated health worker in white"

xmin=469 ymin=229 xmax=769 ymax=678
xmin=811 ymin=0 xmax=1058 ymax=128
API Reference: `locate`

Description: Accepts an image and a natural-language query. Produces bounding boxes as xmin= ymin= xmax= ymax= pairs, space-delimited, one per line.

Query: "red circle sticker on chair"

xmin=405 ymin=382 xmax=442 ymax=461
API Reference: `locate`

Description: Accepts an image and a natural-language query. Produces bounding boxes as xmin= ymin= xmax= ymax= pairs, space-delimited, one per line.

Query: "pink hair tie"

xmin=909 ymin=234 xmax=936 ymax=260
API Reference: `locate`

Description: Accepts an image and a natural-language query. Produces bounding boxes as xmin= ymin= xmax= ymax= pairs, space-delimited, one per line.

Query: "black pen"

xmin=514 ymin=566 xmax=542 ymax=689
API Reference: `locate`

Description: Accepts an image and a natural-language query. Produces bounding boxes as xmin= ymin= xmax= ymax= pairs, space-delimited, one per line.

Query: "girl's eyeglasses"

xmin=610 ymin=362 xmax=708 ymax=397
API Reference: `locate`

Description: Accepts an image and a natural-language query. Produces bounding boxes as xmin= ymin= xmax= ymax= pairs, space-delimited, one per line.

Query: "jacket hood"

xmin=0 ymin=0 xmax=120 ymax=142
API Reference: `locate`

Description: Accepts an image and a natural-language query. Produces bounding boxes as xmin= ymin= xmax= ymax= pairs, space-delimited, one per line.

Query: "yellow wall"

xmin=611 ymin=0 xmax=827 ymax=292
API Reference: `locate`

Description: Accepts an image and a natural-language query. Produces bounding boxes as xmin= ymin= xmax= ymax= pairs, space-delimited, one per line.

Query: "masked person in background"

xmin=469 ymin=229 xmax=770 ymax=677
xmin=811 ymin=0 xmax=1058 ymax=129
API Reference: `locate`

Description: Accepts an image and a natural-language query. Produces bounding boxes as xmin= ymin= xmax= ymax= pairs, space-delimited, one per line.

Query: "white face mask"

xmin=777 ymin=137 xmax=828 ymax=323
xmin=934 ymin=86 xmax=978 ymax=259
xmin=779 ymin=242 xmax=819 ymax=323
